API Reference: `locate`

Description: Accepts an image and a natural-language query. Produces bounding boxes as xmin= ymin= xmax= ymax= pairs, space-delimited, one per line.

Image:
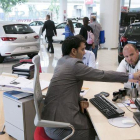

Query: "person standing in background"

xmin=79 ymin=17 xmax=93 ymax=50
xmin=83 ymin=50 xmax=96 ymax=68
xmin=89 ymin=16 xmax=102 ymax=59
xmin=63 ymin=19 xmax=75 ymax=39
xmin=42 ymin=15 xmax=57 ymax=53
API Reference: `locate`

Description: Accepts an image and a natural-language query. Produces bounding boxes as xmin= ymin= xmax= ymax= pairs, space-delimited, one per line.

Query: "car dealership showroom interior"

xmin=1 ymin=0 xmax=140 ymax=140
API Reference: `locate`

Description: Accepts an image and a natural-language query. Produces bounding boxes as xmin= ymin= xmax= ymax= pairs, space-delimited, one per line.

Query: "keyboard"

xmin=89 ymin=95 xmax=125 ymax=119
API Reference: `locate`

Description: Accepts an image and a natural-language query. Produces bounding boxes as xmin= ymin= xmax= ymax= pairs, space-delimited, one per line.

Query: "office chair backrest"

xmin=32 ymin=55 xmax=43 ymax=121
xmin=32 ymin=55 xmax=75 ymax=140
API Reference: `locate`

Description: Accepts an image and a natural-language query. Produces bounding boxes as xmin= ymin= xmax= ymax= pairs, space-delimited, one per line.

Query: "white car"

xmin=0 ymin=21 xmax=40 ymax=63
xmin=29 ymin=21 xmax=82 ymax=42
xmin=53 ymin=21 xmax=82 ymax=41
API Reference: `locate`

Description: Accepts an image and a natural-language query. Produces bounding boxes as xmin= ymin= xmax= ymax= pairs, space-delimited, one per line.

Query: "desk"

xmin=84 ymin=81 xmax=140 ymax=140
xmin=0 ymin=73 xmax=140 ymax=140
xmin=40 ymin=73 xmax=140 ymax=140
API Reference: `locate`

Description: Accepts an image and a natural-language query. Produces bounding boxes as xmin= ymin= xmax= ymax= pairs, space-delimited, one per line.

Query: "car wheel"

xmin=118 ymin=55 xmax=123 ymax=63
xmin=0 ymin=55 xmax=4 ymax=63
xmin=27 ymin=53 xmax=38 ymax=59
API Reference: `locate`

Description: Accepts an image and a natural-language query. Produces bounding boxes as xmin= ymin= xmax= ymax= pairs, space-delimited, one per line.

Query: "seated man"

xmin=42 ymin=35 xmax=140 ymax=140
xmin=117 ymin=44 xmax=140 ymax=88
xmin=82 ymin=50 xmax=96 ymax=68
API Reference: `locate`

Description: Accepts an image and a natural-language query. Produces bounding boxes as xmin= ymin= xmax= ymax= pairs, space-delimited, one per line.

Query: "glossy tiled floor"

xmin=0 ymin=41 xmax=119 ymax=74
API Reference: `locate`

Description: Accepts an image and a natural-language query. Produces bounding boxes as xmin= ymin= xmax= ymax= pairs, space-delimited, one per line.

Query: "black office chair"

xmin=32 ymin=55 xmax=75 ymax=140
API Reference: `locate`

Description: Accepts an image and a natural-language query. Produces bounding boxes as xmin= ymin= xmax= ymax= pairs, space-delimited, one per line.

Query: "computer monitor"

xmin=133 ymin=98 xmax=140 ymax=126
xmin=135 ymin=98 xmax=140 ymax=111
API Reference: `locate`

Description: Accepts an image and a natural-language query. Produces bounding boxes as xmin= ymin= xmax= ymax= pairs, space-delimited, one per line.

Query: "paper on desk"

xmin=80 ymin=87 xmax=89 ymax=96
xmin=123 ymin=99 xmax=131 ymax=104
xmin=116 ymin=103 xmax=129 ymax=108
xmin=21 ymin=80 xmax=50 ymax=92
xmin=0 ymin=75 xmax=16 ymax=86
xmin=14 ymin=64 xmax=34 ymax=70
xmin=0 ymin=76 xmax=50 ymax=92
xmin=5 ymin=77 xmax=31 ymax=88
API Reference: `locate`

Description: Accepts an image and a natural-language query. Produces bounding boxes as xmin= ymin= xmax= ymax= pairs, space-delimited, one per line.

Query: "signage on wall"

xmin=121 ymin=6 xmax=129 ymax=13
xmin=85 ymin=0 xmax=93 ymax=5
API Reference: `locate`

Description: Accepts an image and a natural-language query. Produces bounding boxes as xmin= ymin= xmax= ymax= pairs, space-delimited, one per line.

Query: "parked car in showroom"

xmin=118 ymin=22 xmax=140 ymax=63
xmin=0 ymin=21 xmax=40 ymax=63
xmin=29 ymin=21 xmax=44 ymax=26
xmin=29 ymin=21 xmax=82 ymax=42
xmin=29 ymin=20 xmax=57 ymax=26
xmin=53 ymin=21 xmax=82 ymax=41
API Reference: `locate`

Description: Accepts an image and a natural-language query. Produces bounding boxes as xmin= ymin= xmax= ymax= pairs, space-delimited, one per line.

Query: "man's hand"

xmin=133 ymin=71 xmax=140 ymax=81
xmin=80 ymin=101 xmax=89 ymax=113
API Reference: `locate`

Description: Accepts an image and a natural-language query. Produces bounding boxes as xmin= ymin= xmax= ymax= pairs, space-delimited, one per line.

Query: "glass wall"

xmin=124 ymin=0 xmax=140 ymax=11
xmin=0 ymin=0 xmax=100 ymax=23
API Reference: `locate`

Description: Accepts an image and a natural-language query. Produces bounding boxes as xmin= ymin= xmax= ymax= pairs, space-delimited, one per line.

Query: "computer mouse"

xmin=122 ymin=119 xmax=136 ymax=125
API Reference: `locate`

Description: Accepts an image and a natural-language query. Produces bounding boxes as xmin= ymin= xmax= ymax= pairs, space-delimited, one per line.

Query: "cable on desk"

xmin=121 ymin=102 xmax=134 ymax=113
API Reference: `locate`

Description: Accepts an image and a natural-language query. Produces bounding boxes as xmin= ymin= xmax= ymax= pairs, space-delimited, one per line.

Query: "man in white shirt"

xmin=82 ymin=50 xmax=96 ymax=68
xmin=117 ymin=44 xmax=140 ymax=88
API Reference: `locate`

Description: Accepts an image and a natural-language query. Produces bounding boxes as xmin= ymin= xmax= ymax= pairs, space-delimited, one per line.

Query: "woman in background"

xmin=63 ymin=19 xmax=75 ymax=39
xmin=79 ymin=17 xmax=93 ymax=50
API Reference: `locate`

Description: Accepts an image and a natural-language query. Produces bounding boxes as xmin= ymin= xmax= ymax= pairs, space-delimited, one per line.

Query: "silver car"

xmin=0 ymin=21 xmax=40 ymax=63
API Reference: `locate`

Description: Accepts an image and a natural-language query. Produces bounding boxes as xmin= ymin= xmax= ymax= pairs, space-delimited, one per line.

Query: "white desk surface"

xmin=83 ymin=81 xmax=140 ymax=140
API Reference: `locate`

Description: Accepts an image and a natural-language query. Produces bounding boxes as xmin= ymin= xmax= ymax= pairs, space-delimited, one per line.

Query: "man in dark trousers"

xmin=42 ymin=15 xmax=57 ymax=53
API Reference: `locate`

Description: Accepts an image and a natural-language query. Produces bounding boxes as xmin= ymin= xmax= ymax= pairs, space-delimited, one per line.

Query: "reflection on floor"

xmin=0 ymin=42 xmax=119 ymax=75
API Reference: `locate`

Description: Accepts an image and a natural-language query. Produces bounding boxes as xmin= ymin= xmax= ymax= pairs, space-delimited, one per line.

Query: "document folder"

xmin=3 ymin=90 xmax=33 ymax=100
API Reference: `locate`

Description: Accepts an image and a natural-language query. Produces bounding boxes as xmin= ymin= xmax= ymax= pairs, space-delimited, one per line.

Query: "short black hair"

xmin=47 ymin=15 xmax=50 ymax=19
xmin=83 ymin=17 xmax=89 ymax=26
xmin=62 ymin=35 xmax=86 ymax=56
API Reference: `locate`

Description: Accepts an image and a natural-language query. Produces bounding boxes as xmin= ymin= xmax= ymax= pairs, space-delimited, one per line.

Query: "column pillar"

xmin=59 ymin=0 xmax=67 ymax=23
xmin=100 ymin=0 xmax=121 ymax=49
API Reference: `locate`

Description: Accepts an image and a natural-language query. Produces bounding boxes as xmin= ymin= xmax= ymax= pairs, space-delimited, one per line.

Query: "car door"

xmin=53 ymin=22 xmax=66 ymax=41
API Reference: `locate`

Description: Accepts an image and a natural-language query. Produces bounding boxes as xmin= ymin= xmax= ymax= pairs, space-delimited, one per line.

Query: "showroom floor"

xmin=0 ymin=42 xmax=119 ymax=74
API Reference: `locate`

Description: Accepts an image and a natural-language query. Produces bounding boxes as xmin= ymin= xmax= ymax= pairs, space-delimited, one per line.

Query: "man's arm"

xmin=42 ymin=21 xmax=46 ymax=34
xmin=74 ymin=61 xmax=129 ymax=83
xmin=53 ymin=22 xmax=57 ymax=36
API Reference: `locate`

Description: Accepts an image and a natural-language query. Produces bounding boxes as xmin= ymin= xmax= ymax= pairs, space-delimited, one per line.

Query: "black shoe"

xmin=50 ymin=51 xmax=54 ymax=54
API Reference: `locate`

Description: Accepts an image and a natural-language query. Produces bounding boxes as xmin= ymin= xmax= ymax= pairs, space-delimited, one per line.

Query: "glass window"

xmin=38 ymin=21 xmax=44 ymax=25
xmin=56 ymin=23 xmax=66 ymax=29
xmin=73 ymin=22 xmax=82 ymax=28
xmin=29 ymin=22 xmax=37 ymax=26
xmin=3 ymin=24 xmax=35 ymax=34
xmin=125 ymin=25 xmax=140 ymax=35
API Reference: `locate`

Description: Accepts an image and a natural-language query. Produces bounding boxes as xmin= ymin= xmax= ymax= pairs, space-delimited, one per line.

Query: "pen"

xmin=131 ymin=83 xmax=136 ymax=88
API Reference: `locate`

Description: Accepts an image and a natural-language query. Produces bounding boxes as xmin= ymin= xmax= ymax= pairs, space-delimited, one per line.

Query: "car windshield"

xmin=125 ymin=25 xmax=140 ymax=36
xmin=3 ymin=24 xmax=35 ymax=34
